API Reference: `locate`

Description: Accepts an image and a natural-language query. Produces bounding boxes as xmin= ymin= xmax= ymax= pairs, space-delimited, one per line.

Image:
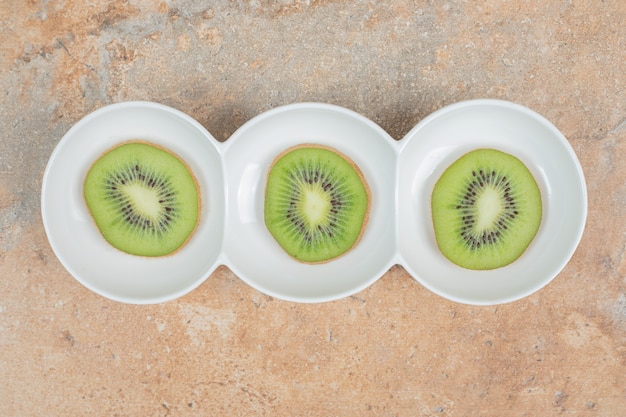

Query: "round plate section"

xmin=222 ymin=103 xmax=397 ymax=303
xmin=41 ymin=101 xmax=225 ymax=304
xmin=397 ymin=99 xmax=587 ymax=305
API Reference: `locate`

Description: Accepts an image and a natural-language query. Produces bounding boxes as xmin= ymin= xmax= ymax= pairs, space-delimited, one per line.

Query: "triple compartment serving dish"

xmin=41 ymin=100 xmax=587 ymax=305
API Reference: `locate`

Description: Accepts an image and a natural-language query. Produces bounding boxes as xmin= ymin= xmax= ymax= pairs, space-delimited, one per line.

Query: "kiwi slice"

xmin=431 ymin=148 xmax=542 ymax=270
xmin=84 ymin=141 xmax=200 ymax=257
xmin=264 ymin=144 xmax=371 ymax=264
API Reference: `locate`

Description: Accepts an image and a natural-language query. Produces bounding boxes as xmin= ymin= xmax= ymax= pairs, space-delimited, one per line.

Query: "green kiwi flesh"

xmin=264 ymin=144 xmax=370 ymax=264
xmin=84 ymin=142 xmax=200 ymax=257
xmin=431 ymin=149 xmax=542 ymax=270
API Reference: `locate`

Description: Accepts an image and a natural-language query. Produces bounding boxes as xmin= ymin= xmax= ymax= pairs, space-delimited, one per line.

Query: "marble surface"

xmin=1 ymin=0 xmax=625 ymax=415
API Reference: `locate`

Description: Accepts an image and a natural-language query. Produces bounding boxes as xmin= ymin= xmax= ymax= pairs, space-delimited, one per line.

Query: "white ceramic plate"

xmin=222 ymin=103 xmax=397 ymax=303
xmin=41 ymin=101 xmax=225 ymax=304
xmin=43 ymin=99 xmax=586 ymax=305
xmin=397 ymin=99 xmax=587 ymax=305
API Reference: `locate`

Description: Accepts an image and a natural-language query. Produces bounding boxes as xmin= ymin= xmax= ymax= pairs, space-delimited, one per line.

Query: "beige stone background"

xmin=1 ymin=0 xmax=625 ymax=416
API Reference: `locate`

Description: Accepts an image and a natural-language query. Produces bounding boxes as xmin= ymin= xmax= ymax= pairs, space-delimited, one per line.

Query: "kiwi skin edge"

xmin=264 ymin=143 xmax=371 ymax=265
xmin=83 ymin=140 xmax=202 ymax=258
